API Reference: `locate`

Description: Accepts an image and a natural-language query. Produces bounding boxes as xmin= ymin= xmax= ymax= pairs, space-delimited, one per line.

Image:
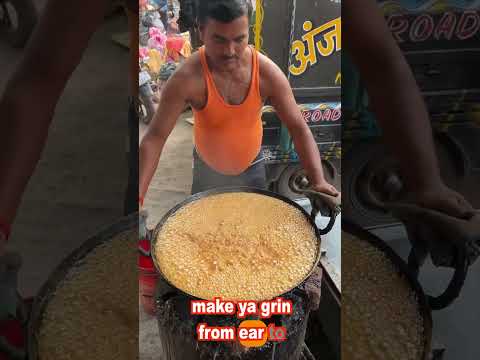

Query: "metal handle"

xmin=387 ymin=203 xmax=479 ymax=310
xmin=408 ymin=246 xmax=469 ymax=310
xmin=311 ymin=204 xmax=339 ymax=236
xmin=289 ymin=172 xmax=340 ymax=235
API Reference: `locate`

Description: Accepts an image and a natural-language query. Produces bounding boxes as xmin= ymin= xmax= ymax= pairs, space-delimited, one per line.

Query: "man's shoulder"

xmin=171 ymin=52 xmax=202 ymax=81
xmin=166 ymin=52 xmax=205 ymax=99
xmin=257 ymin=51 xmax=274 ymax=68
xmin=167 ymin=52 xmax=203 ymax=88
xmin=257 ymin=51 xmax=286 ymax=81
xmin=256 ymin=51 xmax=288 ymax=98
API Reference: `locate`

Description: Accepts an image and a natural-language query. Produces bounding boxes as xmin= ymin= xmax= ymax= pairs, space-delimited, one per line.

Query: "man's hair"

xmin=197 ymin=0 xmax=253 ymax=25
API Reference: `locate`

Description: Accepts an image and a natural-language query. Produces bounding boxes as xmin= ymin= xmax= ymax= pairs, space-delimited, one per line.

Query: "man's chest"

xmin=189 ymin=69 xmax=268 ymax=109
xmin=211 ymin=69 xmax=252 ymax=105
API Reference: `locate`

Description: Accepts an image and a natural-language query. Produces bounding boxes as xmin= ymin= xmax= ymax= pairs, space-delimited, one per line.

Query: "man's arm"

xmin=344 ymin=0 xmax=473 ymax=217
xmin=343 ymin=0 xmax=439 ymax=191
xmin=260 ymin=55 xmax=339 ymax=196
xmin=139 ymin=68 xmax=190 ymax=202
xmin=0 ymin=0 xmax=110 ymax=233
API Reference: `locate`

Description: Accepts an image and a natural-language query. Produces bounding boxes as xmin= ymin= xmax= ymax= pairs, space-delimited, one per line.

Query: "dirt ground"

xmin=139 ymin=112 xmax=194 ymax=229
xmin=139 ymin=113 xmax=194 ymax=360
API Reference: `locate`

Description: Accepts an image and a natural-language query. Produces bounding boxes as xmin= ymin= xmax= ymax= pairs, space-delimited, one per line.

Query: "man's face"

xmin=200 ymin=15 xmax=250 ymax=71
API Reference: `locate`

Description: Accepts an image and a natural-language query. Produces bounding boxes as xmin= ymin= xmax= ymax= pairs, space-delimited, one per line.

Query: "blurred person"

xmin=0 ymin=0 xmax=138 ymax=356
xmin=0 ymin=0 xmax=139 ymax=248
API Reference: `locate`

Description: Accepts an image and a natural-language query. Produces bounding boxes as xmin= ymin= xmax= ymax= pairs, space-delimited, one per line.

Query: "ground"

xmin=140 ymin=113 xmax=193 ymax=230
xmin=139 ymin=114 xmax=194 ymax=359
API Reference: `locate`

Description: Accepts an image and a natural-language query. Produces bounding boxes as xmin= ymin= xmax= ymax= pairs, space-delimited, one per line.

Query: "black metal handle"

xmin=311 ymin=204 xmax=339 ymax=235
xmin=289 ymin=172 xmax=340 ymax=235
xmin=408 ymin=246 xmax=469 ymax=310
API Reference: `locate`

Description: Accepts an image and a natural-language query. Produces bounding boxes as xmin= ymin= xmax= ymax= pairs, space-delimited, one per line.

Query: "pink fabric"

xmin=148 ymin=27 xmax=167 ymax=51
xmin=139 ymin=47 xmax=149 ymax=60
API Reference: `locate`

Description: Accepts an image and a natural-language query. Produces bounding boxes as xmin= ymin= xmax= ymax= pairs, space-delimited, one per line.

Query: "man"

xmin=139 ymin=0 xmax=340 ymax=200
xmin=0 ymin=0 xmax=139 ymax=249
xmin=0 ymin=0 xmax=138 ymax=356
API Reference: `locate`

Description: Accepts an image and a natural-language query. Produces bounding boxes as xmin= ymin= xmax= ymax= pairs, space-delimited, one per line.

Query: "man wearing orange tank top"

xmin=139 ymin=0 xmax=340 ymax=198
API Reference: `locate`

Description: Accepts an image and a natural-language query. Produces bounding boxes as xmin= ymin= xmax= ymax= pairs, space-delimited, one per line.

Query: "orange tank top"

xmin=192 ymin=46 xmax=263 ymax=176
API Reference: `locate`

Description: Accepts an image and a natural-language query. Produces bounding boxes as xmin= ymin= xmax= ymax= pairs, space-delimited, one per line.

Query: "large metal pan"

xmin=27 ymin=213 xmax=138 ymax=360
xmin=151 ymin=186 xmax=338 ymax=301
xmin=342 ymin=219 xmax=433 ymax=360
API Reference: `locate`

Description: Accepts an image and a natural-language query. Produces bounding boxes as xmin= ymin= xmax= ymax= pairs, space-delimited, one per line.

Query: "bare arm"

xmin=343 ymin=0 xmax=439 ymax=191
xmin=261 ymin=56 xmax=339 ymax=196
xmin=0 ymin=0 xmax=110 ymax=229
xmin=344 ymin=0 xmax=473 ymax=217
xmin=139 ymin=68 xmax=190 ymax=201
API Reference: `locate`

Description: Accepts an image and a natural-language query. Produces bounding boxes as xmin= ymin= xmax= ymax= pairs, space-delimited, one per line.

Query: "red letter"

xmin=311 ymin=110 xmax=321 ymax=123
xmin=434 ymin=12 xmax=457 ymax=40
xmin=303 ymin=111 xmax=311 ymax=123
xmin=456 ymin=11 xmax=480 ymax=40
xmin=322 ymin=108 xmax=332 ymax=122
xmin=387 ymin=14 xmax=409 ymax=42
xmin=410 ymin=14 xmax=434 ymax=42
xmin=331 ymin=108 xmax=341 ymax=122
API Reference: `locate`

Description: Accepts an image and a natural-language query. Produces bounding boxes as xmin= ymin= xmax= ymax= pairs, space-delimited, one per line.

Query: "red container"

xmin=139 ymin=239 xmax=159 ymax=315
xmin=139 ymin=271 xmax=159 ymax=315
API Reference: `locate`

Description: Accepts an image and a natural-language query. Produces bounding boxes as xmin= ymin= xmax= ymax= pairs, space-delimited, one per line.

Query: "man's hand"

xmin=389 ymin=183 xmax=478 ymax=268
xmin=311 ymin=180 xmax=340 ymax=197
xmin=407 ymin=183 xmax=474 ymax=220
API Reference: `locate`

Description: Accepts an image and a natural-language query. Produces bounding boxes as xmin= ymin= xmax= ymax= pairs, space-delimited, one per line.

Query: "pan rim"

xmin=27 ymin=213 xmax=139 ymax=360
xmin=151 ymin=186 xmax=323 ymax=302
xmin=342 ymin=219 xmax=433 ymax=360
